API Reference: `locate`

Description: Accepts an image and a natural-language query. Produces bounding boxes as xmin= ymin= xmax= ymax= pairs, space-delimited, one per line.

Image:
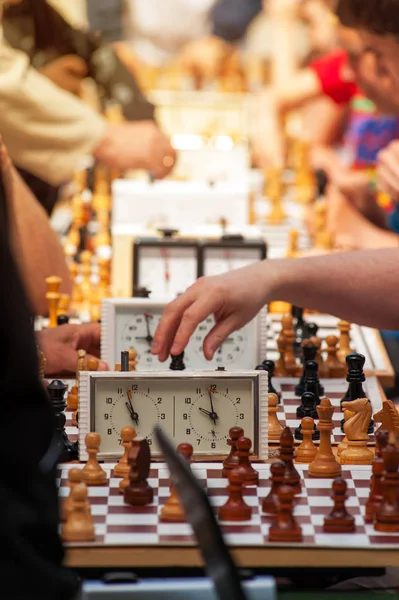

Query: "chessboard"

xmin=60 ymin=462 xmax=399 ymax=569
xmin=266 ymin=313 xmax=395 ymax=387
xmin=272 ymin=377 xmax=385 ymax=446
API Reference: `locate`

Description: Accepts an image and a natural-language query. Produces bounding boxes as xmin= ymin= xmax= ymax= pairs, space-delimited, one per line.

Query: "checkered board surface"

xmin=266 ymin=313 xmax=389 ymax=376
xmin=57 ymin=462 xmax=399 ymax=549
xmin=273 ymin=376 xmax=383 ymax=446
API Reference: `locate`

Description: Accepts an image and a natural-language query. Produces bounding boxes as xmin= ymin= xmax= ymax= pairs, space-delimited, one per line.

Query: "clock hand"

xmin=126 ymin=389 xmax=139 ymax=426
xmin=198 ymin=407 xmax=213 ymax=417
xmin=208 ymin=389 xmax=219 ymax=426
xmin=139 ymin=314 xmax=153 ymax=348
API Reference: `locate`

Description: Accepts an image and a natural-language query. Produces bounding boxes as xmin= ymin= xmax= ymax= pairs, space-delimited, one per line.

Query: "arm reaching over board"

xmin=151 ymin=249 xmax=399 ymax=362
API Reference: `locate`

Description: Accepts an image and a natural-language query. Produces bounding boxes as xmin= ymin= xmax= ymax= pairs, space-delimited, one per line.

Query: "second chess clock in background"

xmin=101 ymin=298 xmax=268 ymax=371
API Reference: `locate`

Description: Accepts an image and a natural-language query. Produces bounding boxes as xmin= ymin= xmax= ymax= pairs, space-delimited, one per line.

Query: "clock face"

xmin=117 ymin=309 xmax=169 ymax=371
xmin=137 ymin=246 xmax=198 ymax=300
xmin=203 ymin=247 xmax=263 ymax=277
xmin=91 ymin=375 xmax=255 ymax=456
xmin=103 ymin=300 xmax=262 ymax=372
xmin=190 ymin=316 xmax=252 ymax=369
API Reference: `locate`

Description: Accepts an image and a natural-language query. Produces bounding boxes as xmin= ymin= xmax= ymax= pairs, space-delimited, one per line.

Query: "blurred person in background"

xmin=0 ymin=0 xmax=176 ymax=214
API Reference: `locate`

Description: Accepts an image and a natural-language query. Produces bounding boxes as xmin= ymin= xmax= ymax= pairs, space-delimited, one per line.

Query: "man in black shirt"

xmin=0 ymin=138 xmax=80 ymax=598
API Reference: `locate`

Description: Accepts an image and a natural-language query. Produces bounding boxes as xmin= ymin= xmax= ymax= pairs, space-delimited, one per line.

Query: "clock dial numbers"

xmin=94 ymin=379 xmax=174 ymax=453
xmin=192 ymin=318 xmax=248 ymax=366
xmin=119 ymin=312 xmax=170 ymax=370
xmin=174 ymin=379 xmax=254 ymax=454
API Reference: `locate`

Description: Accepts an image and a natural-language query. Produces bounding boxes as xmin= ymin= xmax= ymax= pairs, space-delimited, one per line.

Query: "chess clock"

xmin=101 ymin=298 xmax=268 ymax=371
xmin=200 ymin=235 xmax=267 ymax=277
xmin=78 ymin=369 xmax=268 ymax=461
xmin=132 ymin=230 xmax=200 ymax=300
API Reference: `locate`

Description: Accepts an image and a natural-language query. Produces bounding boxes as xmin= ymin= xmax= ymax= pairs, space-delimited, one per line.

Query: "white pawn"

xmin=61 ymin=483 xmax=95 ymax=542
xmin=82 ymin=432 xmax=107 ymax=485
xmin=114 ymin=427 xmax=136 ymax=478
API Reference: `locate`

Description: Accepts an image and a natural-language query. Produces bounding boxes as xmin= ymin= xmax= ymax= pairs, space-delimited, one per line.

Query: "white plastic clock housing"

xmin=78 ymin=369 xmax=268 ymax=461
xmin=101 ymin=298 xmax=268 ymax=372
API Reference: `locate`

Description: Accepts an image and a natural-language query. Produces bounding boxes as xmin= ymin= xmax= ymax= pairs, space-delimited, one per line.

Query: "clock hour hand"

xmin=126 ymin=389 xmax=139 ymax=426
xmin=199 ymin=407 xmax=213 ymax=418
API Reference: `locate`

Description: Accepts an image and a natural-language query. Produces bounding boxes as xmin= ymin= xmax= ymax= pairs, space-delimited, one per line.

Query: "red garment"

xmin=309 ymin=49 xmax=358 ymax=105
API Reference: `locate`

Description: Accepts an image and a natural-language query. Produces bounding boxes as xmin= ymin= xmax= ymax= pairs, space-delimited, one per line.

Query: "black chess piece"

xmin=47 ymin=380 xmax=78 ymax=462
xmin=169 ymin=352 xmax=186 ymax=371
xmin=255 ymin=360 xmax=281 ymax=403
xmin=305 ymin=322 xmax=319 ymax=339
xmin=315 ymin=168 xmax=328 ymax=197
xmin=121 ymin=351 xmax=129 ymax=372
xmin=296 ymin=391 xmax=318 ymax=420
xmin=57 ymin=314 xmax=69 ymax=326
xmin=341 ymin=353 xmax=366 ymax=405
xmin=134 ymin=286 xmax=151 ymax=298
xmin=295 ymin=342 xmax=318 ymax=397
xmin=340 ymin=353 xmax=373 ymax=433
xmin=295 ymin=391 xmax=320 ymax=441
xmin=291 ymin=306 xmax=308 ymax=357
xmin=303 ymin=360 xmax=321 ymax=405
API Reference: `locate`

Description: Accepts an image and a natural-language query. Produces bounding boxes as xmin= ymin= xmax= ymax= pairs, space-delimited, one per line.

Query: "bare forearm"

xmin=266 ymin=249 xmax=399 ymax=330
xmin=8 ymin=166 xmax=71 ymax=314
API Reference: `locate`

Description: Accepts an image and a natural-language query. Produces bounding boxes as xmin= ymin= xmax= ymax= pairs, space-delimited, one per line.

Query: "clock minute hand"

xmin=207 ymin=389 xmax=219 ymax=426
xmin=126 ymin=389 xmax=139 ymax=426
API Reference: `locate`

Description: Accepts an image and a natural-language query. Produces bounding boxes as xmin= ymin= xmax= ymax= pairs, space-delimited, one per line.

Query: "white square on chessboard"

xmin=106 ymin=512 xmax=158 ymax=526
xmin=105 ymin=533 xmax=159 ymax=545
xmin=94 ymin=524 xmax=107 ymax=536
xmin=158 ymin=522 xmax=193 ymax=536
xmin=224 ymin=533 xmax=264 ymax=545
xmin=315 ymin=532 xmax=369 ymax=547
xmin=87 ymin=486 xmax=110 ymax=498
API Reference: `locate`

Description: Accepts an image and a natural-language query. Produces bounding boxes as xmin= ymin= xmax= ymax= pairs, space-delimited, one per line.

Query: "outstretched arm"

xmin=152 ymin=248 xmax=399 ymax=361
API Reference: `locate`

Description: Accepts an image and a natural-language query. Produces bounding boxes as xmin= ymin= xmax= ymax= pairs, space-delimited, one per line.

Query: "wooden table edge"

xmin=64 ymin=546 xmax=399 ymax=569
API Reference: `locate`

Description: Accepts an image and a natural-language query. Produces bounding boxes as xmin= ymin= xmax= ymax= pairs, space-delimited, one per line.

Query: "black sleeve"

xmin=0 ymin=160 xmax=79 ymax=599
xmin=55 ymin=10 xmax=155 ymax=121
xmin=211 ymin=0 xmax=262 ymax=43
xmin=38 ymin=2 xmax=155 ymax=122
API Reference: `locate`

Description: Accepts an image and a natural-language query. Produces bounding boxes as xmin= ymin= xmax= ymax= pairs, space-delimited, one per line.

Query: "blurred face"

xmin=360 ymin=31 xmax=399 ymax=104
xmin=337 ymin=26 xmax=399 ymax=114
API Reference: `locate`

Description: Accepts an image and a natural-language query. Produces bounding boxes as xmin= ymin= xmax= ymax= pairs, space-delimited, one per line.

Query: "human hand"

xmin=39 ymin=55 xmax=88 ymax=95
xmin=94 ymin=120 xmax=176 ymax=179
xmin=151 ymin=263 xmax=269 ymax=362
xmin=180 ymin=36 xmax=231 ymax=82
xmin=377 ymin=141 xmax=399 ymax=202
xmin=36 ymin=323 xmax=108 ymax=376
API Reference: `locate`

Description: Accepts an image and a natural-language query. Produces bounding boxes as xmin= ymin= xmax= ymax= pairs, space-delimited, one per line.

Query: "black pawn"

xmin=57 ymin=314 xmax=69 ymax=326
xmin=295 ymin=342 xmax=317 ymax=397
xmin=294 ymin=395 xmax=320 ymax=442
xmin=305 ymin=322 xmax=319 ymax=340
xmin=169 ymin=352 xmax=186 ymax=371
xmin=296 ymin=391 xmax=318 ymax=420
xmin=341 ymin=353 xmax=366 ymax=406
xmin=303 ymin=360 xmax=321 ymax=405
xmin=47 ymin=380 xmax=78 ymax=462
xmin=292 ymin=306 xmax=307 ymax=357
xmin=255 ymin=360 xmax=281 ymax=403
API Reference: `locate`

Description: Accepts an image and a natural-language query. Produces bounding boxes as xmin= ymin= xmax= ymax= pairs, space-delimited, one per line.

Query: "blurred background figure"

xmin=1 ymin=0 xmax=176 ymax=214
